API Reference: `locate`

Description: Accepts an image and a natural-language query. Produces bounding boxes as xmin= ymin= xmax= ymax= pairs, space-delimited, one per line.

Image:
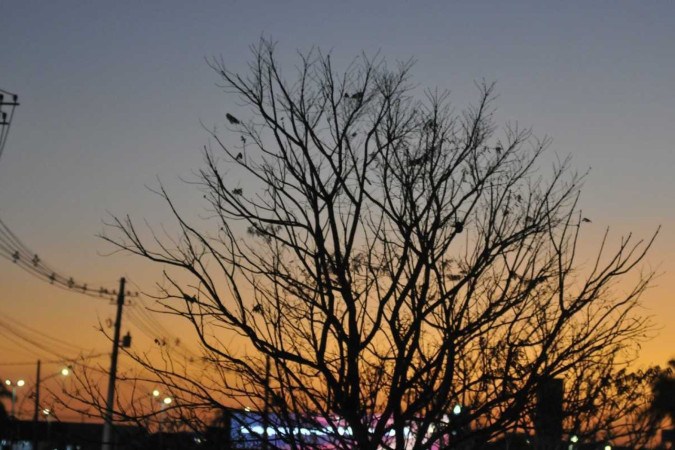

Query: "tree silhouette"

xmin=102 ymin=40 xmax=657 ymax=450
xmin=649 ymin=359 xmax=675 ymax=427
xmin=0 ymin=385 xmax=10 ymax=437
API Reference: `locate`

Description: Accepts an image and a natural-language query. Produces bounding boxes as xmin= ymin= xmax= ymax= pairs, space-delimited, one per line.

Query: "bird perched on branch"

xmin=226 ymin=113 xmax=240 ymax=125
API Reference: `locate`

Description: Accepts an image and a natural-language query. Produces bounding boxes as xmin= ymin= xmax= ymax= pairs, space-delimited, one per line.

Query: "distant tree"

xmin=0 ymin=386 xmax=10 ymax=436
xmin=648 ymin=359 xmax=675 ymax=427
xmin=100 ymin=40 xmax=657 ymax=450
xmin=562 ymin=360 xmax=664 ymax=448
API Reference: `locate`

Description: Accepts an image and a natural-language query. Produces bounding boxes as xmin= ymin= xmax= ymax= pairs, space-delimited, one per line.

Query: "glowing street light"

xmin=33 ymin=364 xmax=71 ymax=425
xmin=5 ymin=378 xmax=25 ymax=418
xmin=152 ymin=388 xmax=173 ymax=445
xmin=152 ymin=389 xmax=172 ymax=407
xmin=5 ymin=379 xmax=25 ymax=387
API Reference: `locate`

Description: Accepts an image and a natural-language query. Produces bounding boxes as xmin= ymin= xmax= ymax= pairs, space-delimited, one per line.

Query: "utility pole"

xmin=101 ymin=277 xmax=126 ymax=450
xmin=32 ymin=359 xmax=41 ymax=450
xmin=262 ymin=354 xmax=270 ymax=450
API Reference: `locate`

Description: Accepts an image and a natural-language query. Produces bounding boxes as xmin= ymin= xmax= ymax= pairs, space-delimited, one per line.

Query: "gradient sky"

xmin=1 ymin=0 xmax=674 ymax=418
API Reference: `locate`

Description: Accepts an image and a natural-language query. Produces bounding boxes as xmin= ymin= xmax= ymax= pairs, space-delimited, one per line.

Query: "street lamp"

xmin=152 ymin=389 xmax=173 ymax=450
xmin=152 ymin=389 xmax=173 ymax=408
xmin=4 ymin=378 xmax=25 ymax=418
xmin=33 ymin=364 xmax=71 ymax=424
xmin=31 ymin=362 xmax=71 ymax=450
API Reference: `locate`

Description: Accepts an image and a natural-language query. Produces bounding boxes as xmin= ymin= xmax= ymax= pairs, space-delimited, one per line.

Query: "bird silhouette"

xmin=411 ymin=155 xmax=427 ymax=166
xmin=495 ymin=145 xmax=502 ymax=154
xmin=236 ymin=152 xmax=243 ymax=160
xmin=226 ymin=113 xmax=240 ymax=125
xmin=351 ymin=92 xmax=364 ymax=100
xmin=454 ymin=221 xmax=464 ymax=233
xmin=582 ymin=217 xmax=592 ymax=223
xmin=423 ymin=120 xmax=437 ymax=131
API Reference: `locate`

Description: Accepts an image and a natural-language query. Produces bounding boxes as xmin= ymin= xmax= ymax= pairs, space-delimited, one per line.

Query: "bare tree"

xmin=102 ymin=40 xmax=657 ymax=450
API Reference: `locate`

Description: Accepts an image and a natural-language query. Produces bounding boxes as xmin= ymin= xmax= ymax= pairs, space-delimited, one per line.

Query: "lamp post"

xmin=4 ymin=378 xmax=25 ymax=418
xmin=152 ymin=389 xmax=173 ymax=450
xmin=151 ymin=391 xmax=173 ymax=426
xmin=4 ymin=378 xmax=24 ymax=450
xmin=31 ymin=361 xmax=71 ymax=450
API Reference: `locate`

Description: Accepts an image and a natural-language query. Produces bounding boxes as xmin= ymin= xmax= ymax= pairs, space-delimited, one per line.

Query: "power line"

xmin=0 ymin=321 xmax=87 ymax=361
xmin=0 ymin=313 xmax=88 ymax=354
xmin=0 ymin=205 xmax=202 ymax=369
xmin=123 ymin=280 xmax=201 ymax=360
xmin=0 ymin=310 xmax=106 ymax=360
xmin=0 ymin=355 xmax=107 ymax=367
xmin=0 ymin=328 xmax=48 ymax=359
xmin=0 ymin=216 xmax=139 ymax=301
xmin=0 ymin=88 xmax=19 ymax=162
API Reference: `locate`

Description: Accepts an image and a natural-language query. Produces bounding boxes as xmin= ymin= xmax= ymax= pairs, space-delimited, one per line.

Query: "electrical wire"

xmin=0 ymin=206 xmax=202 ymax=366
xmin=0 ymin=216 xmax=139 ymax=301
xmin=0 ymin=309 xmax=107 ymax=363
xmin=0 ymin=315 xmax=87 ymax=354
xmin=0 ymin=321 xmax=98 ymax=362
xmin=124 ymin=305 xmax=201 ymax=362
xmin=0 ymin=88 xmax=19 ymax=162
xmin=124 ymin=280 xmax=201 ymax=361
xmin=0 ymin=327 xmax=48 ymax=359
xmin=0 ymin=355 xmax=107 ymax=367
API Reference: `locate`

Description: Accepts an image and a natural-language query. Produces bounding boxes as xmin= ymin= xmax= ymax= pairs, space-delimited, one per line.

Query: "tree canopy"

xmin=102 ymin=40 xmax=658 ymax=450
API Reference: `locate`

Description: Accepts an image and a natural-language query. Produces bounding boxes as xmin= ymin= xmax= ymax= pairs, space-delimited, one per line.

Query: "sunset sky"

xmin=1 ymin=0 xmax=674 ymax=420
